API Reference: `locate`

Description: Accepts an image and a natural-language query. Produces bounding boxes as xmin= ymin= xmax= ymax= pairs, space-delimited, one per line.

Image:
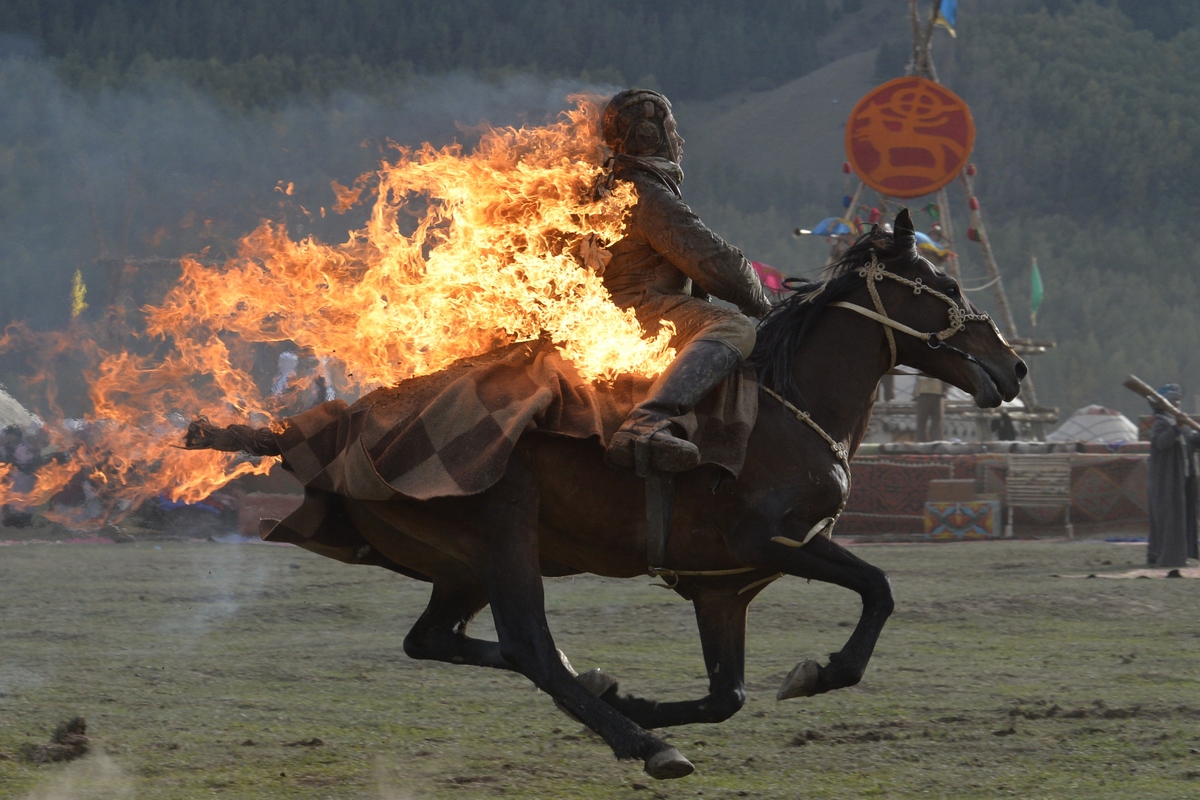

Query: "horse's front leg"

xmin=470 ymin=454 xmax=694 ymax=779
xmin=583 ymin=586 xmax=753 ymax=728
xmin=737 ymin=530 xmax=894 ymax=699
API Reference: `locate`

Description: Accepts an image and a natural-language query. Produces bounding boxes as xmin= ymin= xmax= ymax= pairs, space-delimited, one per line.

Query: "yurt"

xmin=1045 ymin=405 xmax=1139 ymax=444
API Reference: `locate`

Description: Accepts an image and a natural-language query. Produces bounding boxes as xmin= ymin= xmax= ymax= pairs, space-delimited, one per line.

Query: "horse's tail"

xmin=183 ymin=416 xmax=280 ymax=457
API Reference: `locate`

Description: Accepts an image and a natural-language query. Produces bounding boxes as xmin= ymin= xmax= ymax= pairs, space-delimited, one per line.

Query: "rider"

xmin=599 ymin=89 xmax=772 ymax=474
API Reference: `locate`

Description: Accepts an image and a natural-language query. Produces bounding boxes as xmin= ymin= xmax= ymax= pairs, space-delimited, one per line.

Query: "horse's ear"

xmin=894 ymin=208 xmax=915 ymax=242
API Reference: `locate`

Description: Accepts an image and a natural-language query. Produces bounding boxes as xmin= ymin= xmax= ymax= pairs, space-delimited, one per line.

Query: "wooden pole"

xmin=900 ymin=1 xmax=1045 ymax=421
xmin=959 ymin=172 xmax=1042 ymax=409
xmin=1124 ymin=375 xmax=1200 ymax=433
xmin=846 ymin=180 xmax=865 ymax=228
xmin=934 ymin=185 xmax=961 ymax=279
xmin=908 ymin=0 xmax=923 ymax=76
xmin=958 ymin=171 xmax=1017 ymax=340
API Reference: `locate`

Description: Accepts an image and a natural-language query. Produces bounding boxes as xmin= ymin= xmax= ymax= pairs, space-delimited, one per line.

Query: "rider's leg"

xmin=607 ymin=309 xmax=755 ymax=474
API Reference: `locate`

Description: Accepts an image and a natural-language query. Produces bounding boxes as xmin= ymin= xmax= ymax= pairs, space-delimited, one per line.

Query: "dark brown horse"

xmin=191 ymin=210 xmax=1025 ymax=779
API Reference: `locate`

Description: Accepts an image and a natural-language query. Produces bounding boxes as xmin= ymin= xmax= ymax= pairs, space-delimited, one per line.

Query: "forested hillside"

xmin=907 ymin=0 xmax=1200 ymax=415
xmin=1 ymin=0 xmax=1199 ymax=419
xmin=0 ymin=0 xmax=831 ymax=103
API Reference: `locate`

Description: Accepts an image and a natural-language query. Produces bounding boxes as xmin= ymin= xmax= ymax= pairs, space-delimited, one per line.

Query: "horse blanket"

xmin=260 ymin=338 xmax=758 ymax=565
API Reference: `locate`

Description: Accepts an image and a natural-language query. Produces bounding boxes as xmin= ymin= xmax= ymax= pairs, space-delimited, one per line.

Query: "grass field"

xmin=2 ymin=535 xmax=1199 ymax=799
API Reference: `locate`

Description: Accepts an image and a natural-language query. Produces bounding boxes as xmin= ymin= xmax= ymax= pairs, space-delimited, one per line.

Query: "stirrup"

xmin=607 ymin=424 xmax=700 ymax=476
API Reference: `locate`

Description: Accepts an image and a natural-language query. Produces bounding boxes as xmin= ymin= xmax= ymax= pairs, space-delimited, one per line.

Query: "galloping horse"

xmin=191 ymin=210 xmax=1025 ymax=779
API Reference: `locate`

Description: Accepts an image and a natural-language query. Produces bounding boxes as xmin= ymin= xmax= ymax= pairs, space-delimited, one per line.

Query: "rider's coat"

xmin=602 ymin=157 xmax=772 ymax=358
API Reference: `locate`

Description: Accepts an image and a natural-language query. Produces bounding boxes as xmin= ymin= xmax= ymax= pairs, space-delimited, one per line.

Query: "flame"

xmin=0 ymin=96 xmax=673 ymax=527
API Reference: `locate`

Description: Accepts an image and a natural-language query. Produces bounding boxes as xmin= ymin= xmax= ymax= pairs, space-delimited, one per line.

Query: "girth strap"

xmin=644 ymin=471 xmax=673 ymax=569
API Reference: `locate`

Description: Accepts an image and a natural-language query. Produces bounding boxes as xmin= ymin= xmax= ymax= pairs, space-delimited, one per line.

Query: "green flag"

xmin=1030 ymin=257 xmax=1044 ymax=327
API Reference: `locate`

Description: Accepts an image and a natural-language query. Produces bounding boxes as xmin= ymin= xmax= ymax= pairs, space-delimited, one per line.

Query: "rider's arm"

xmin=634 ymin=181 xmax=772 ymax=317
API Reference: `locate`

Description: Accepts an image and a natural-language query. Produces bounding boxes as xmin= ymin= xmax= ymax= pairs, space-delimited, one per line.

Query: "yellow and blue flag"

xmin=935 ymin=0 xmax=957 ymax=38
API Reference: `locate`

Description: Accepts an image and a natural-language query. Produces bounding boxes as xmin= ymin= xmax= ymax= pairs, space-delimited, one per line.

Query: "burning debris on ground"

xmin=20 ymin=717 xmax=90 ymax=765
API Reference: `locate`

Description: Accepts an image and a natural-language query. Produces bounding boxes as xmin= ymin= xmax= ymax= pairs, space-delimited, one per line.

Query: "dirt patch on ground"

xmin=20 ymin=717 xmax=89 ymax=764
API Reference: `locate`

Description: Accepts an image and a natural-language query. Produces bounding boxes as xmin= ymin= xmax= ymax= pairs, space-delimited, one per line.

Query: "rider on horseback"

xmin=599 ymin=89 xmax=772 ymax=475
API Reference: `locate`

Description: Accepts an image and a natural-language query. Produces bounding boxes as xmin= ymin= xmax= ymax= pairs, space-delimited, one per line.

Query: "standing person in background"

xmin=1146 ymin=384 xmax=1200 ymax=568
xmin=915 ymin=376 xmax=944 ymax=442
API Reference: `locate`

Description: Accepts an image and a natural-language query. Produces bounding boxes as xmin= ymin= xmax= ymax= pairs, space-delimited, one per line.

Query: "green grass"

xmin=2 ymin=538 xmax=1199 ymax=798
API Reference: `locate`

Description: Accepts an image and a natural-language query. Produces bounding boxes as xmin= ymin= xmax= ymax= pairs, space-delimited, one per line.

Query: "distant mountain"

xmin=678 ymin=48 xmax=878 ymax=190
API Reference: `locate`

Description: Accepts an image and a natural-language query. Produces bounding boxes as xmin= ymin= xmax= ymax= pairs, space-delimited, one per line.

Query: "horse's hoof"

xmin=776 ymin=660 xmax=821 ymax=700
xmin=576 ymin=668 xmax=618 ymax=697
xmin=644 ymin=747 xmax=694 ymax=780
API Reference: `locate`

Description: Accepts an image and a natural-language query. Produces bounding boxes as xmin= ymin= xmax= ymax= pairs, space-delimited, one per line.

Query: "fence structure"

xmin=838 ymin=444 xmax=1149 ymax=538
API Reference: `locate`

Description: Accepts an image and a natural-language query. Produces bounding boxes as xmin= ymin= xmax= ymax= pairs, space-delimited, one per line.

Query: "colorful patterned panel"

xmin=843 ymin=454 xmax=1148 ymax=536
xmin=923 ymin=500 xmax=1000 ymax=540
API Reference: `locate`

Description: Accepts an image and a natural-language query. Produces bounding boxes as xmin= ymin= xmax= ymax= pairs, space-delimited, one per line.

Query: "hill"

xmin=679 ymin=48 xmax=877 ymax=190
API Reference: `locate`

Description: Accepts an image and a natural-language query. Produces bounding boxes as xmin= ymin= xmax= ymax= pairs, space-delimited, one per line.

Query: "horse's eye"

xmin=946 ymin=285 xmax=961 ymax=298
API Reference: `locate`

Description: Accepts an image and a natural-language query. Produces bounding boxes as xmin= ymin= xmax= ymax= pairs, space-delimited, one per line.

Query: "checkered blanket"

xmin=260 ymin=338 xmax=757 ymax=561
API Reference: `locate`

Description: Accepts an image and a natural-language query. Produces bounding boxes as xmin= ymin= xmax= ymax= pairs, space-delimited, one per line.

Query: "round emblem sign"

xmin=845 ymin=77 xmax=975 ymax=199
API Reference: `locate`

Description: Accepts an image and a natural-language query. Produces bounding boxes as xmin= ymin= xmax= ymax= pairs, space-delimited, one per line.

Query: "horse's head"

xmin=834 ymin=209 xmax=1025 ymax=408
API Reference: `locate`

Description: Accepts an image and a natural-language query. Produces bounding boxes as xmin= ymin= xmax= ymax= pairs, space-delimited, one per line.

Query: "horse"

xmin=188 ymin=209 xmax=1025 ymax=779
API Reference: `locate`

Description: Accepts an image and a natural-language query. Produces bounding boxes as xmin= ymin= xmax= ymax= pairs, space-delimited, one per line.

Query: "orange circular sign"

xmin=845 ymin=77 xmax=975 ymax=199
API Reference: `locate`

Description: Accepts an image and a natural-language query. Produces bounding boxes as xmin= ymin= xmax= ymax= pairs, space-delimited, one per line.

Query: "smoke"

xmin=21 ymin=753 xmax=134 ymax=800
xmin=373 ymin=759 xmax=420 ymax=800
xmin=154 ymin=543 xmax=272 ymax=641
xmin=0 ymin=42 xmax=613 ymax=418
xmin=19 ymin=753 xmax=425 ymax=799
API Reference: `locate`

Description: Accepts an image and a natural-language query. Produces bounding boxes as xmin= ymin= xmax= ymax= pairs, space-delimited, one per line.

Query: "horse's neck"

xmin=785 ymin=313 xmax=889 ymax=450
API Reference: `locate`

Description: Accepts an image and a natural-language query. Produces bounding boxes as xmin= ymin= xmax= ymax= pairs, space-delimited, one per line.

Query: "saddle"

xmin=269 ymin=338 xmax=758 ymax=504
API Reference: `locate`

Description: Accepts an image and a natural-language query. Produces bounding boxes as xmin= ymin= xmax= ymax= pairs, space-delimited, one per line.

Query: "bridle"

xmin=757 ymin=251 xmax=1007 ymax=550
xmin=828 ymin=252 xmax=1003 ymax=371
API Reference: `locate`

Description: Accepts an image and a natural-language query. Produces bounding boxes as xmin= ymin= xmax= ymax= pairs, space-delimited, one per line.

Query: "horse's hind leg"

xmin=586 ymin=588 xmax=752 ymax=729
xmin=403 ymin=572 xmax=512 ymax=670
xmin=471 ymin=454 xmax=693 ymax=779
xmin=749 ymin=535 xmax=894 ymax=699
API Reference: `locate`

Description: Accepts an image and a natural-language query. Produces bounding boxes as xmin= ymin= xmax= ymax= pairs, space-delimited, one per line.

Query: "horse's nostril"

xmin=1015 ymin=359 xmax=1028 ymax=381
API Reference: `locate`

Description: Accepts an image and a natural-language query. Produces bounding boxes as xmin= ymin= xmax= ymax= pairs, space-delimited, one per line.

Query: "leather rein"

xmin=828 ymin=253 xmax=1004 ymax=371
xmin=759 ymin=252 xmax=1003 ymax=549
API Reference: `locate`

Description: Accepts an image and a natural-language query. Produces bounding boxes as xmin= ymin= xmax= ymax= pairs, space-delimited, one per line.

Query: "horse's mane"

xmin=749 ymin=229 xmax=909 ymax=403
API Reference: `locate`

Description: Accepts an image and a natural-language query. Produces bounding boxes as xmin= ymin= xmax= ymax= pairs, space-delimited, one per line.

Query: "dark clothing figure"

xmin=603 ymin=159 xmax=767 ymax=355
xmin=915 ymin=377 xmax=944 ymax=442
xmin=1147 ymin=410 xmax=1200 ymax=567
xmin=600 ymin=89 xmax=770 ymax=474
xmin=991 ymin=411 xmax=1018 ymax=441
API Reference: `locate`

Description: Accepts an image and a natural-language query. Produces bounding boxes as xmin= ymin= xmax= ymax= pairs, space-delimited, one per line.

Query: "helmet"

xmin=1157 ymin=383 xmax=1183 ymax=404
xmin=601 ymin=89 xmax=679 ymax=160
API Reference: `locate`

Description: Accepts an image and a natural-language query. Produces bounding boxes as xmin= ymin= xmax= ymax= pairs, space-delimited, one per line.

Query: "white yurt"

xmin=1045 ymin=405 xmax=1140 ymax=444
xmin=0 ymin=384 xmax=41 ymax=432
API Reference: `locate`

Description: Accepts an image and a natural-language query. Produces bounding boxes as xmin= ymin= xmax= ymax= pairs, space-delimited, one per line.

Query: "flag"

xmin=751 ymin=261 xmax=787 ymax=295
xmin=809 ymin=217 xmax=853 ymax=237
xmin=935 ymin=0 xmax=958 ymax=38
xmin=1030 ymin=257 xmax=1044 ymax=327
xmin=71 ymin=269 xmax=88 ymax=319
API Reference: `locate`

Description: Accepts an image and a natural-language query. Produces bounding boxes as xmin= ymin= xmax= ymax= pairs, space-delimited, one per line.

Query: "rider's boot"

xmin=606 ymin=339 xmax=743 ymax=475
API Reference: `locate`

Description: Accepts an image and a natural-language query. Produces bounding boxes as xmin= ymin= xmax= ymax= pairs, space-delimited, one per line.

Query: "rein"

xmin=828 ymin=253 xmax=1000 ymax=370
xmin=756 ymin=251 xmax=1002 ymax=548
